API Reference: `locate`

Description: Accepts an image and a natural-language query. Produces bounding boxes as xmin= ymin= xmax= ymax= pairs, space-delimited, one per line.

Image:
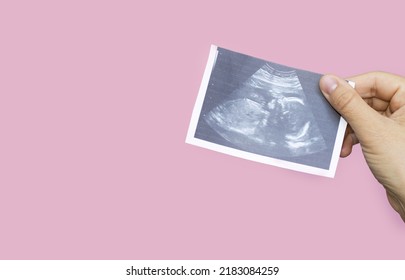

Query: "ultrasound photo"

xmin=186 ymin=46 xmax=347 ymax=177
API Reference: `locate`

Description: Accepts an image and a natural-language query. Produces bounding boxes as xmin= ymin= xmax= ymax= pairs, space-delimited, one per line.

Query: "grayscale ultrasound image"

xmin=204 ymin=64 xmax=326 ymax=157
xmin=194 ymin=47 xmax=341 ymax=170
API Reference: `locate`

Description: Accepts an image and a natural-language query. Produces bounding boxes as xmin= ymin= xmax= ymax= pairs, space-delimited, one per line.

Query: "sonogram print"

xmin=189 ymin=46 xmax=344 ymax=173
xmin=203 ymin=64 xmax=326 ymax=157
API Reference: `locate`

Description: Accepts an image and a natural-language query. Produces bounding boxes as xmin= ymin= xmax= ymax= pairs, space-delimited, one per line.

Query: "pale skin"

xmin=319 ymin=72 xmax=405 ymax=222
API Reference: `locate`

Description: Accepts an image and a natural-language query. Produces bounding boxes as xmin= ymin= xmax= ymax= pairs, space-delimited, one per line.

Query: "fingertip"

xmin=340 ymin=146 xmax=352 ymax=158
xmin=320 ymin=75 xmax=338 ymax=95
xmin=340 ymin=134 xmax=354 ymax=158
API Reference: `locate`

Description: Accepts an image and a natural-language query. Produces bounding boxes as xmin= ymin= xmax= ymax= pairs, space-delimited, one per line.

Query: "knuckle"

xmin=332 ymin=87 xmax=356 ymax=113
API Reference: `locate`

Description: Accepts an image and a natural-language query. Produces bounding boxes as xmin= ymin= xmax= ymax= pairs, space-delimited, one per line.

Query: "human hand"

xmin=319 ymin=72 xmax=405 ymax=222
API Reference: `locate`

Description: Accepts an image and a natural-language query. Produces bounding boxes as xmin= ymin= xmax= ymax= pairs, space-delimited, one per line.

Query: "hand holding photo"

xmin=186 ymin=45 xmax=348 ymax=178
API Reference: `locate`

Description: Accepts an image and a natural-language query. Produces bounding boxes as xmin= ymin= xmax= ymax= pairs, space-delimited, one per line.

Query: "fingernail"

xmin=321 ymin=75 xmax=338 ymax=95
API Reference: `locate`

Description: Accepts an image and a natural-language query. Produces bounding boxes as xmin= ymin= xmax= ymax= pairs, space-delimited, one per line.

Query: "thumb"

xmin=319 ymin=74 xmax=380 ymax=140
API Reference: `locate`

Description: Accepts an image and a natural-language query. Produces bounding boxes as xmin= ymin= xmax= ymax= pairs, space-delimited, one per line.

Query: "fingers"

xmin=348 ymin=72 xmax=405 ymax=114
xmin=340 ymin=134 xmax=353 ymax=157
xmin=348 ymin=71 xmax=403 ymax=101
xmin=340 ymin=126 xmax=359 ymax=158
xmin=319 ymin=74 xmax=381 ymax=141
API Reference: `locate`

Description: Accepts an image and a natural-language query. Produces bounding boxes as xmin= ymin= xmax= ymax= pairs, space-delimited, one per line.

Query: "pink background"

xmin=1 ymin=0 xmax=405 ymax=259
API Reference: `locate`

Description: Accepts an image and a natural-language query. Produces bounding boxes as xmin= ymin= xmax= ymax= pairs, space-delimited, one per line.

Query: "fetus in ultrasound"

xmin=204 ymin=64 xmax=326 ymax=157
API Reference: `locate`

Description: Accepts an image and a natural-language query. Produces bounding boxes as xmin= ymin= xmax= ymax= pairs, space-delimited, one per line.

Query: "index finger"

xmin=348 ymin=71 xmax=405 ymax=113
xmin=348 ymin=71 xmax=403 ymax=101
